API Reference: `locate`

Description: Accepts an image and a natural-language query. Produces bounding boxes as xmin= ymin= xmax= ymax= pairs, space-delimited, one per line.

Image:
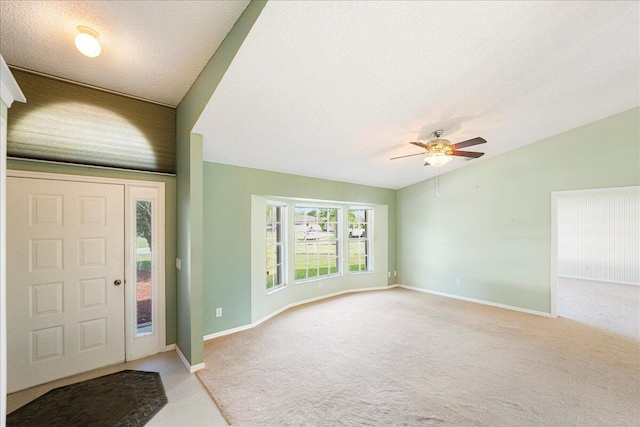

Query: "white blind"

xmin=558 ymin=188 xmax=639 ymax=285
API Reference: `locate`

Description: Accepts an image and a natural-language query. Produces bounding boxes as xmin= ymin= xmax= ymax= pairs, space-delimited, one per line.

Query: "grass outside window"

xmin=294 ymin=207 xmax=340 ymax=282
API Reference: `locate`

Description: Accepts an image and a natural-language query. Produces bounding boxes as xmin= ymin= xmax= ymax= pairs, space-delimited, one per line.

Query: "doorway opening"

xmin=551 ymin=186 xmax=639 ymax=340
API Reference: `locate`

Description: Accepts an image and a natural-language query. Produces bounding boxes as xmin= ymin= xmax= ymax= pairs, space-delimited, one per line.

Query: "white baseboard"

xmin=203 ymin=324 xmax=253 ymax=341
xmin=254 ymin=284 xmax=399 ymax=327
xmin=163 ymin=344 xmax=176 ymax=352
xmin=559 ymin=275 xmax=639 ymax=287
xmin=175 ymin=345 xmax=206 ymax=373
xmin=398 ymin=285 xmax=554 ymax=318
xmin=204 ymin=284 xmax=399 ymax=342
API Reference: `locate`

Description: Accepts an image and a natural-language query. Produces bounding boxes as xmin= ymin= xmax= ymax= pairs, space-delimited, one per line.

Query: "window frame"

xmin=266 ymin=202 xmax=287 ymax=293
xmin=348 ymin=207 xmax=374 ymax=274
xmin=127 ymin=184 xmax=166 ymax=360
xmin=294 ymin=205 xmax=342 ymax=284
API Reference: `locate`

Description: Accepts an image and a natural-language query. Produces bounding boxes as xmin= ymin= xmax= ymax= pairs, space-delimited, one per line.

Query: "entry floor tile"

xmin=7 ymin=350 xmax=229 ymax=426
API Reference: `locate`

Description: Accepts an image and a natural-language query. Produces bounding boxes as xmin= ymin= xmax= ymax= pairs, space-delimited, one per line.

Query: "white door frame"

xmin=0 ymin=114 xmax=6 ymax=423
xmin=6 ymin=169 xmax=166 ymax=364
xmin=1 ymin=54 xmax=27 ymax=425
xmin=550 ymin=185 xmax=640 ymax=318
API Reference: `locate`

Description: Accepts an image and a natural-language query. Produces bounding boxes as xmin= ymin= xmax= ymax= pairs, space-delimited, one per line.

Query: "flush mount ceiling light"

xmin=75 ymin=26 xmax=101 ymax=58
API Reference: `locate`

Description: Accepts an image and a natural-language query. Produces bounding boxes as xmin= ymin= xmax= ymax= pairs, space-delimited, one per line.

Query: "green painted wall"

xmin=174 ymin=0 xmax=266 ymax=364
xmin=6 ymin=159 xmax=178 ymax=343
xmin=397 ymin=107 xmax=640 ymax=313
xmin=203 ymin=162 xmax=397 ymax=335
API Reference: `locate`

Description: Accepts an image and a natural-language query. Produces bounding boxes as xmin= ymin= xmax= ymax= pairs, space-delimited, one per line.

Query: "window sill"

xmin=295 ymin=273 xmax=342 ymax=285
xmin=266 ymin=284 xmax=288 ymax=295
xmin=349 ymin=270 xmax=374 ymax=275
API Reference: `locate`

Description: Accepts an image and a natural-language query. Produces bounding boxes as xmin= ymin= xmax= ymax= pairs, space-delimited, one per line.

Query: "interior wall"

xmin=6 ymin=159 xmax=178 ymax=344
xmin=174 ymin=0 xmax=267 ymax=365
xmin=250 ymin=196 xmax=389 ymax=324
xmin=203 ymin=162 xmax=397 ymax=336
xmin=558 ymin=188 xmax=639 ymax=285
xmin=397 ymin=107 xmax=640 ymax=314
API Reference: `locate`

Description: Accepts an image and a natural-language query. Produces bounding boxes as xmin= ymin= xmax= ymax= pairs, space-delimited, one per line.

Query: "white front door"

xmin=6 ymin=177 xmax=125 ymax=392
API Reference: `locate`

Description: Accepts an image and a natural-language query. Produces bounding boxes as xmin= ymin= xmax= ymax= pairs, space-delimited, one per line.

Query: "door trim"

xmin=6 ymin=169 xmax=166 ymax=361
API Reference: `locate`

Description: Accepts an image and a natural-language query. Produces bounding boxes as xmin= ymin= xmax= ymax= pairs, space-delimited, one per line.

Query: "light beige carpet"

xmin=198 ymin=288 xmax=639 ymax=426
xmin=558 ymin=277 xmax=640 ymax=340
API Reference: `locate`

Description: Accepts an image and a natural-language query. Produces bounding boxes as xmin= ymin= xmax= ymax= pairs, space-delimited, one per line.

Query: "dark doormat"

xmin=7 ymin=370 xmax=168 ymax=427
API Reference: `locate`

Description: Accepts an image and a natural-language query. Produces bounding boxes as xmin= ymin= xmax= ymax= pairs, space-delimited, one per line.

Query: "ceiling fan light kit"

xmin=424 ymin=152 xmax=451 ymax=167
xmin=390 ymin=129 xmax=487 ymax=168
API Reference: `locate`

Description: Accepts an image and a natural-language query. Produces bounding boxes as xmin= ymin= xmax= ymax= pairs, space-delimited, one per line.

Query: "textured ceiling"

xmin=0 ymin=0 xmax=249 ymax=106
xmin=195 ymin=1 xmax=639 ymax=190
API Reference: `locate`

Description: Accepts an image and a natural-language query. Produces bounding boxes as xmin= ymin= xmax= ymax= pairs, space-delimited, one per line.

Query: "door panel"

xmin=7 ymin=177 xmax=125 ymax=392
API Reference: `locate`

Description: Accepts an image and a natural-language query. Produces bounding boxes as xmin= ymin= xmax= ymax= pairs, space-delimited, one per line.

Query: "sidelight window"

xmin=135 ymin=200 xmax=154 ymax=335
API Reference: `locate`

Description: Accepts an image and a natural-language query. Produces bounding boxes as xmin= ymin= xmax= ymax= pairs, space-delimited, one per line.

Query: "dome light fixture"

xmin=75 ymin=26 xmax=101 ymax=58
xmin=424 ymin=152 xmax=452 ymax=168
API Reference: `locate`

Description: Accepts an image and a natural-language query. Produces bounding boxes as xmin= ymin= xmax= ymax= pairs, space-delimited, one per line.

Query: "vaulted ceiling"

xmin=195 ymin=1 xmax=639 ymax=189
xmin=1 ymin=1 xmax=638 ymax=189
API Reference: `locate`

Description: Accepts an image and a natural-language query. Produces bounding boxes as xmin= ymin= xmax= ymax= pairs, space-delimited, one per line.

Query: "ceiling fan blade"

xmin=390 ymin=152 xmax=424 ymax=160
xmin=410 ymin=141 xmax=428 ymax=149
xmin=453 ymin=137 xmax=487 ymax=149
xmin=450 ymin=150 xmax=484 ymax=158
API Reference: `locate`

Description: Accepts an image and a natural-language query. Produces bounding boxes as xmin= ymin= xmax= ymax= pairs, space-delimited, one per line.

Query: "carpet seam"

xmin=196 ymin=371 xmax=233 ymax=426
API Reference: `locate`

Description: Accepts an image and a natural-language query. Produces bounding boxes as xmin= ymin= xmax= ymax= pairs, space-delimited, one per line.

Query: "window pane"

xmin=267 ymin=225 xmax=277 ymax=244
xmin=267 ymin=268 xmax=275 ymax=289
xmin=266 ymin=249 xmax=276 ymax=270
xmin=349 ymin=208 xmax=372 ymax=273
xmin=329 ymin=256 xmax=338 ymax=274
xmin=266 ymin=204 xmax=286 ymax=292
xmin=136 ymin=200 xmax=153 ymax=335
xmin=351 ymin=240 xmax=366 ymax=255
xmin=295 ymin=206 xmax=340 ymax=282
xmin=307 ymin=262 xmax=318 ymax=279
xmin=350 ymin=209 xmax=364 ymax=224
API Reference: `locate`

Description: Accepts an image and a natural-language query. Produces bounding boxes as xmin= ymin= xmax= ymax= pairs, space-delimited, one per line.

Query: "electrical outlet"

xmin=394 ymin=271 xmax=397 ymax=277
xmin=216 ymin=307 xmax=222 ymax=317
xmin=456 ymin=279 xmax=461 ymax=286
xmin=388 ymin=271 xmax=391 ymax=278
xmin=176 ymin=258 xmax=181 ymax=270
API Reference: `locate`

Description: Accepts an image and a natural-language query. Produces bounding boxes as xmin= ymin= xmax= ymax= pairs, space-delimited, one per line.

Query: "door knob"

xmin=114 ymin=279 xmax=122 ymax=286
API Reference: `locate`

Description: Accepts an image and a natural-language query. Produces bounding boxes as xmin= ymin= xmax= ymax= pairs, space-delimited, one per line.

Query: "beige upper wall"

xmin=397 ymin=107 xmax=640 ymax=314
